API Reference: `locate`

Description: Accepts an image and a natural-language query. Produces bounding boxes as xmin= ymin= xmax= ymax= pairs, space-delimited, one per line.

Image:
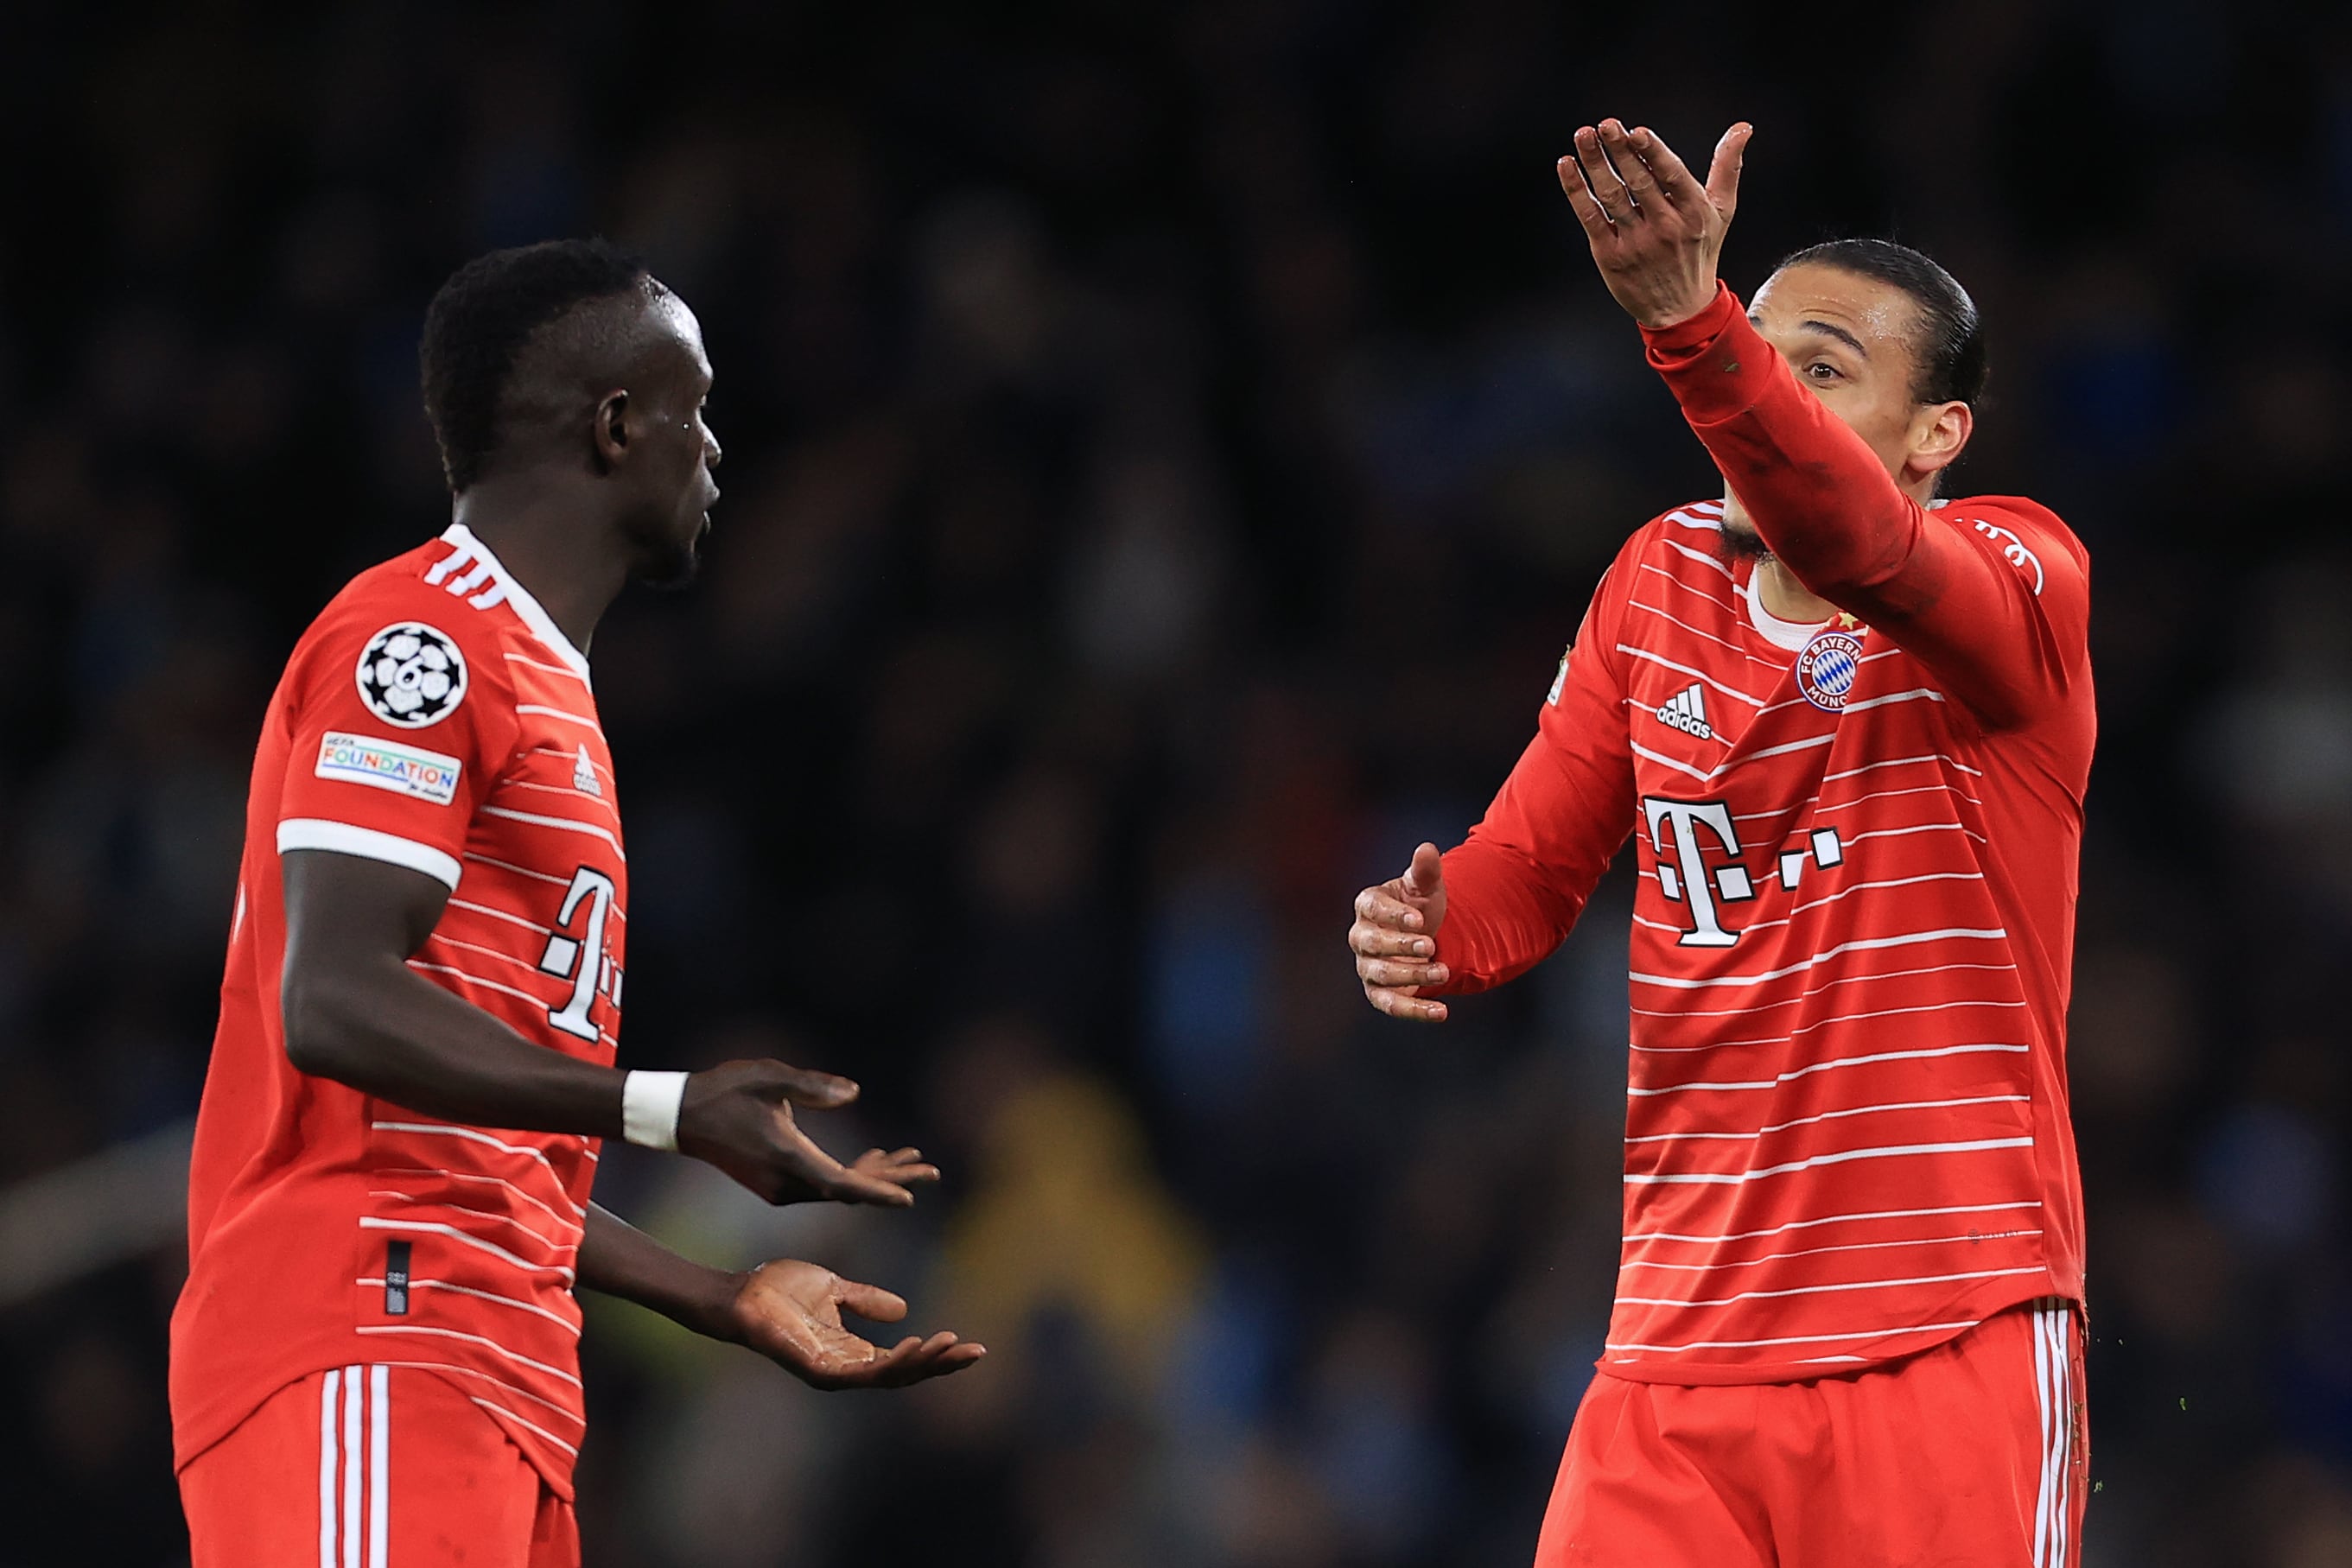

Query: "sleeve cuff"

xmin=1637 ymin=280 xmax=1744 ymax=357
xmin=277 ymin=818 xmax=463 ymax=889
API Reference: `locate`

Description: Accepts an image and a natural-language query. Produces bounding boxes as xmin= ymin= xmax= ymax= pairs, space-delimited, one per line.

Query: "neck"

xmin=1732 ymin=467 xmax=1937 ymax=626
xmin=450 ymin=473 xmax=630 ymax=654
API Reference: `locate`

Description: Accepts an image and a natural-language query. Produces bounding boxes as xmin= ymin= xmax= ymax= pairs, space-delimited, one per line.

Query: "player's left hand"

xmin=721 ymin=1258 xmax=987 ymax=1390
xmin=1557 ymin=118 xmax=1752 ymax=330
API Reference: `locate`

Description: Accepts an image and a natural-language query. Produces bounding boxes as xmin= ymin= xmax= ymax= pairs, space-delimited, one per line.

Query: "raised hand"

xmin=677 ymin=1059 xmax=939 ymax=1207
xmin=721 ymin=1258 xmax=986 ymax=1391
xmin=1350 ymin=841 xmax=1452 ymax=1023
xmin=1556 ymin=118 xmax=1752 ymax=330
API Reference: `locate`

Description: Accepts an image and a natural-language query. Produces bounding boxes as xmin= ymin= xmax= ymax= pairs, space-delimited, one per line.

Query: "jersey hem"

xmin=1591 ymin=1278 xmax=2080 ymax=1387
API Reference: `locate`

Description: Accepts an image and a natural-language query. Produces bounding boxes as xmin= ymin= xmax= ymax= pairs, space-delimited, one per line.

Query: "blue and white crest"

xmin=1794 ymin=629 xmax=1865 ymax=713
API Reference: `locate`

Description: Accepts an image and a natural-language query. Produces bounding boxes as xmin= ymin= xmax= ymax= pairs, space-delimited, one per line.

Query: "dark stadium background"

xmin=2 ymin=2 xmax=2349 ymax=1564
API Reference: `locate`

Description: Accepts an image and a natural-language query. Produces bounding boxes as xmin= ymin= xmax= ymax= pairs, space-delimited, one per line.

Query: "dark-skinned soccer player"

xmin=1350 ymin=124 xmax=2094 ymax=1566
xmin=172 ymin=241 xmax=982 ymax=1568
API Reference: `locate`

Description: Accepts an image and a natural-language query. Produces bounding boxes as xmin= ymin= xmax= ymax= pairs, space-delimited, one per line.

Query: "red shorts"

xmin=1536 ymin=1299 xmax=2088 ymax=1568
xmin=179 ymin=1363 xmax=578 ymax=1568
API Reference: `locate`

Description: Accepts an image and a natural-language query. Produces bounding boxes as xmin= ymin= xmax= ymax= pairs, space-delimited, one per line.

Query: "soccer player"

xmin=1348 ymin=122 xmax=2095 ymax=1565
xmin=171 ymin=240 xmax=982 ymax=1568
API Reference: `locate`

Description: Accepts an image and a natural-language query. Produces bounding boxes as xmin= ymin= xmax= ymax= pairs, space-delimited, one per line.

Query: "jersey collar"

xmin=1741 ymin=570 xmax=1829 ymax=652
xmin=436 ymin=523 xmax=594 ymax=686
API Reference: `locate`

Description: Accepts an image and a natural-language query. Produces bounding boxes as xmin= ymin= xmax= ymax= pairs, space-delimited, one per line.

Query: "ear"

xmin=1907 ymin=399 xmax=1973 ymax=480
xmin=591 ymin=389 xmax=631 ymax=473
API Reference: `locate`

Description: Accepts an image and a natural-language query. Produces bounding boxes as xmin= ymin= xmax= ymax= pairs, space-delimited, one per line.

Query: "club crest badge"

xmin=1793 ymin=628 xmax=1865 ymax=713
xmin=355 ymin=621 xmax=468 ymax=727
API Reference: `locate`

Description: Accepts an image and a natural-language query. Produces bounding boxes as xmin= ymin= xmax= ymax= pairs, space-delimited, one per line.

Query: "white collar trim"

xmin=1742 ymin=572 xmax=1829 ymax=653
xmin=435 ymin=523 xmax=594 ymax=683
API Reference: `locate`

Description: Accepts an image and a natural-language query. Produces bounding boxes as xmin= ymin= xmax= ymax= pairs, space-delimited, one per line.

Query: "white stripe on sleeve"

xmin=279 ymin=819 xmax=462 ymax=889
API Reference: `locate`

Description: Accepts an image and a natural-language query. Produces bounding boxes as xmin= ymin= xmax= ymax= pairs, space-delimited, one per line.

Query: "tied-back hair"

xmin=420 ymin=238 xmax=650 ymax=493
xmin=1775 ymin=238 xmax=1987 ymax=407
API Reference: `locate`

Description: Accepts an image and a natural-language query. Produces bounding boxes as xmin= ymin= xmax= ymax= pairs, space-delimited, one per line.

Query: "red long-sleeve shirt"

xmin=1434 ymin=283 xmax=2095 ymax=1383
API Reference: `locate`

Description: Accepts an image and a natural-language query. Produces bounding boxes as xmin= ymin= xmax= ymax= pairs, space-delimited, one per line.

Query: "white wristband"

xmin=621 ymin=1070 xmax=690 ymax=1152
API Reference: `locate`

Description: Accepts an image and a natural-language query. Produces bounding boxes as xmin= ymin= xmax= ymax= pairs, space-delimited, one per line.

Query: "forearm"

xmin=1641 ymin=284 xmax=1920 ymax=604
xmin=284 ymin=957 xmax=627 ymax=1137
xmin=1432 ymin=836 xmax=1586 ymax=993
xmin=576 ymin=1203 xmax=740 ymax=1338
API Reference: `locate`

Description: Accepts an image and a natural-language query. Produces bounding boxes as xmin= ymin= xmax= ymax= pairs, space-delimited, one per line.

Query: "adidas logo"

xmin=573 ymin=744 xmax=604 ymax=797
xmin=1654 ymin=682 xmax=1715 ymax=740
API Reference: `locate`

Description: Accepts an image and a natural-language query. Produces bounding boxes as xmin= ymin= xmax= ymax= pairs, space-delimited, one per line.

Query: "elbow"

xmin=281 ymin=968 xmax=362 ymax=1081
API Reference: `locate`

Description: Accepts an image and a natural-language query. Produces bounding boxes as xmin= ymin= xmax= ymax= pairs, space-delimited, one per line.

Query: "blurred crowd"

xmin=3 ymin=2 xmax=2351 ymax=1564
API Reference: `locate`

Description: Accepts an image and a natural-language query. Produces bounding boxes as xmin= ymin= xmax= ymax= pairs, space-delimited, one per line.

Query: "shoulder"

xmin=1934 ymin=494 xmax=2089 ymax=585
xmin=289 ymin=536 xmax=521 ymax=722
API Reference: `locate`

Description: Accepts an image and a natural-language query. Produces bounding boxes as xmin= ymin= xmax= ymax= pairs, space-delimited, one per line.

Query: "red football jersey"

xmin=1433 ymin=286 xmax=2095 ymax=1385
xmin=171 ymin=524 xmax=626 ymax=1495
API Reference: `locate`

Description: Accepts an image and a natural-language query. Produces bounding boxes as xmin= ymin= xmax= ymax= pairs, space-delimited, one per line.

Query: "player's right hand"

xmin=1350 ymin=841 xmax=1452 ymax=1023
xmin=676 ymin=1059 xmax=939 ymax=1207
xmin=721 ymin=1259 xmax=985 ymax=1390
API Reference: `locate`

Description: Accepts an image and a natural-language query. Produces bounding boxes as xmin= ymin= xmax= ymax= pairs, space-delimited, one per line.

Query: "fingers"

xmin=1350 ymin=920 xmax=1433 ymax=960
xmin=832 ymin=1277 xmax=911 ymax=1324
xmin=1364 ymin=985 xmax=1449 ymax=1024
xmin=766 ymin=1062 xmax=860 ymax=1109
xmin=1629 ymin=125 xmax=1707 ymax=209
xmin=1403 ymin=842 xmax=1445 ymax=898
xmin=866 ymin=1332 xmax=987 ymax=1388
xmin=1355 ymin=954 xmax=1448 ymax=989
xmin=1596 ymin=120 xmax=1662 ymax=209
xmin=819 ymin=1164 xmax=919 ymax=1207
xmin=1354 ymin=885 xmax=1426 ymax=932
xmin=1570 ymin=124 xmax=1634 ymax=225
xmin=1706 ymin=122 xmax=1752 ymax=219
xmin=853 ymin=1147 xmax=941 ymax=1184
xmin=1556 ymin=153 xmax=1611 ymax=238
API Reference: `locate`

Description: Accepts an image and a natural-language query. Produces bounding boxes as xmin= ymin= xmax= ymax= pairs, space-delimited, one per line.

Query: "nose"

xmin=704 ymin=422 xmax=722 ymax=470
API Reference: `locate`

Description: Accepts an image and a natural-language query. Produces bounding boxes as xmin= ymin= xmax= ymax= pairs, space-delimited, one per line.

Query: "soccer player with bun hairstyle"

xmin=1349 ymin=124 xmax=2095 ymax=1565
xmin=172 ymin=239 xmax=982 ymax=1568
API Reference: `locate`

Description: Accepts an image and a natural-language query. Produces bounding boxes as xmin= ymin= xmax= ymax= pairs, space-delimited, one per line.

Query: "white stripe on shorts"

xmin=2031 ymin=1301 xmax=2074 ymax=1567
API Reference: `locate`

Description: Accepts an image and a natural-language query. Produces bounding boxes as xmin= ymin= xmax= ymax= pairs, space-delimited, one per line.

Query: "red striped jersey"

xmin=1432 ymin=285 xmax=2095 ymax=1386
xmin=172 ymin=524 xmax=625 ymax=1495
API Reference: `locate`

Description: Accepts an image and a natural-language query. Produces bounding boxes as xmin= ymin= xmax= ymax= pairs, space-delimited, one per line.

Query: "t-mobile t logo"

xmin=1643 ymin=797 xmax=1755 ymax=948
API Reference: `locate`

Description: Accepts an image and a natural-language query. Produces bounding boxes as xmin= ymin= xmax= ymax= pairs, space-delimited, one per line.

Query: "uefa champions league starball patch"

xmin=1793 ymin=628 xmax=1865 ymax=713
xmin=355 ymin=622 xmax=468 ymax=727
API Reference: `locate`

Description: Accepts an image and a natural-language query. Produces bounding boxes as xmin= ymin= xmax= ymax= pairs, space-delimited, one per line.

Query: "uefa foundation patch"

xmin=315 ymin=731 xmax=463 ymax=804
xmin=1794 ymin=628 xmax=1866 ymax=713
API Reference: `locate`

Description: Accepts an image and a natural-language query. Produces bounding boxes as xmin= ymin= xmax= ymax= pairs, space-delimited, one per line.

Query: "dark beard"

xmin=630 ymin=515 xmax=707 ymax=591
xmin=1716 ymin=522 xmax=1772 ymax=564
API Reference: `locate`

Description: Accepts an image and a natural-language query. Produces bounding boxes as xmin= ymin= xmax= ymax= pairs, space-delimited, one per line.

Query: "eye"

xmin=1805 ymin=360 xmax=1842 ymax=382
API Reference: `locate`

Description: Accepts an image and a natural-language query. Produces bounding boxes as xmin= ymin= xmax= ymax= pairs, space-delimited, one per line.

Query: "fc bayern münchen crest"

xmin=355 ymin=622 xmax=468 ymax=727
xmin=1793 ymin=628 xmax=1865 ymax=713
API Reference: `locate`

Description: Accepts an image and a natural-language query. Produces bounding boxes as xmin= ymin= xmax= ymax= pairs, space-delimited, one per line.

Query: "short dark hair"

xmin=1772 ymin=238 xmax=1987 ymax=406
xmin=419 ymin=238 xmax=650 ymax=492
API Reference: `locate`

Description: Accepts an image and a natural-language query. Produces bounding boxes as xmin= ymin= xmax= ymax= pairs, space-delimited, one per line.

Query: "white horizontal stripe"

xmin=358 ymin=1218 xmax=576 ymax=1280
xmin=1846 ymin=686 xmax=1945 ymax=714
xmin=1663 ymin=507 xmax=1725 ymax=530
xmin=468 ymin=1398 xmax=581 ymax=1457
xmin=478 ymin=804 xmax=625 ymax=856
xmin=277 ymin=820 xmax=461 ymax=889
xmin=1823 ymin=750 xmax=1983 ymax=782
xmin=1637 ymin=562 xmax=1738 ymax=611
xmin=366 ymin=1192 xmax=574 ymax=1254
xmin=1607 ymin=1318 xmax=1983 ymax=1354
xmin=1630 ymin=740 xmax=1714 ymax=781
xmin=1624 ymin=1134 xmax=2034 ymax=1185
xmin=424 ymin=933 xmax=546 ymax=977
xmin=1630 ymin=962 xmax=2018 ymax=1019
xmin=504 ymin=651 xmax=589 ymax=684
xmin=1620 ymin=1227 xmax=2044 ymax=1273
xmin=372 ymin=1167 xmax=581 ymax=1233
xmin=1815 ymin=784 xmax=1981 ymax=816
xmin=445 ymin=897 xmax=551 ymax=935
xmin=1847 ymin=821 xmax=1986 ymax=846
xmin=1661 ymin=536 xmax=1737 ymax=580
xmin=1719 ymin=871 xmax=1993 ymax=944
xmin=368 ymin=1123 xmax=587 ymax=1213
xmin=1627 ymin=1200 xmax=2044 ymax=1249
xmin=1616 ymin=644 xmax=1765 ymax=707
xmin=362 ymin=1360 xmax=585 ymax=1425
xmin=1631 ymin=1041 xmax=2029 ymax=1097
xmin=1727 ymin=731 xmax=1839 ymax=770
xmin=1636 ymin=995 xmax=2027 ymax=1051
xmin=1618 ymin=1263 xmax=2044 ymax=1309
xmin=409 ymin=959 xmax=548 ymax=1010
xmin=1625 ymin=1093 xmax=2030 ymax=1142
xmin=1626 ymin=599 xmax=1758 ymax=657
xmin=355 ymin=1275 xmax=582 ymax=1335
xmin=499 ymin=777 xmax=619 ymax=808
xmin=461 ymin=852 xmax=571 ymax=887
xmin=1630 ymin=926 xmax=2010 ymax=991
xmin=353 ymin=1324 xmax=582 ymax=1387
xmin=512 ymin=703 xmax=603 ymax=731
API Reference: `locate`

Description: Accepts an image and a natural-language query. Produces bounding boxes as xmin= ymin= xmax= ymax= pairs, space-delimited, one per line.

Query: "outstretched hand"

xmin=677 ymin=1059 xmax=939 ymax=1207
xmin=1556 ymin=118 xmax=1752 ymax=329
xmin=1349 ymin=841 xmax=1452 ymax=1023
xmin=722 ymin=1258 xmax=986 ymax=1391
